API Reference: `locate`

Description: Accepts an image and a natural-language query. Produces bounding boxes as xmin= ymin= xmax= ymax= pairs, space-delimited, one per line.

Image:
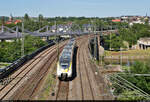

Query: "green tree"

xmin=38 ymin=14 xmax=44 ymax=22
xmin=24 ymin=35 xmax=47 ymax=55
xmin=0 ymin=35 xmax=47 ymax=63
xmin=113 ymin=61 xmax=150 ymax=100
xmin=118 ymin=90 xmax=146 ymax=100
xmin=24 ymin=13 xmax=30 ymax=21
xmin=103 ymin=34 xmax=125 ymax=51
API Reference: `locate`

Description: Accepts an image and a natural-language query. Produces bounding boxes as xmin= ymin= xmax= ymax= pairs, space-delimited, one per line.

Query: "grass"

xmin=39 ymin=73 xmax=56 ymax=100
xmin=0 ymin=62 xmax=11 ymax=68
xmin=49 ymin=36 xmax=57 ymax=40
xmin=105 ymin=49 xmax=150 ymax=57
xmin=122 ymin=66 xmax=130 ymax=71
xmin=96 ymin=60 xmax=99 ymax=65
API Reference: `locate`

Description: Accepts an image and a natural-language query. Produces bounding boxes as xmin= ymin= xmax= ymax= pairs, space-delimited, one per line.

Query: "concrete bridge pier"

xmin=46 ymin=36 xmax=49 ymax=41
xmin=139 ymin=44 xmax=149 ymax=50
xmin=143 ymin=45 xmax=146 ymax=50
xmin=140 ymin=44 xmax=143 ymax=50
xmin=138 ymin=38 xmax=150 ymax=50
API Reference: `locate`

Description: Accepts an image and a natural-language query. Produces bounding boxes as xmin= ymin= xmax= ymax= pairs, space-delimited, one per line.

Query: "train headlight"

xmin=63 ymin=69 xmax=68 ymax=72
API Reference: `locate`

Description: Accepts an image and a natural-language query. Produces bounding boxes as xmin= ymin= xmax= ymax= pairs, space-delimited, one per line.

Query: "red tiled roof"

xmin=6 ymin=21 xmax=12 ymax=24
xmin=5 ymin=19 xmax=22 ymax=25
xmin=112 ymin=19 xmax=121 ymax=22
xmin=14 ymin=20 xmax=22 ymax=24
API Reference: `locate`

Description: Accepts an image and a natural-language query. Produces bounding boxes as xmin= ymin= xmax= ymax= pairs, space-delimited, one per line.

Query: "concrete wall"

xmin=137 ymin=38 xmax=150 ymax=50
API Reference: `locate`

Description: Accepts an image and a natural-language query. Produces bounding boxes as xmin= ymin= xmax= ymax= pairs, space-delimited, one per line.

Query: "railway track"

xmin=66 ymin=36 xmax=90 ymax=100
xmin=84 ymin=40 xmax=106 ymax=100
xmin=0 ymin=44 xmax=56 ymax=91
xmin=75 ymin=37 xmax=85 ymax=100
xmin=52 ymin=37 xmax=86 ymax=100
xmin=68 ymin=35 xmax=108 ymax=100
xmin=81 ymin=42 xmax=95 ymax=100
xmin=55 ymin=36 xmax=94 ymax=100
xmin=85 ymin=36 xmax=114 ymax=100
xmin=76 ymin=37 xmax=94 ymax=100
xmin=49 ymin=35 xmax=112 ymax=100
xmin=0 ymin=35 xmax=113 ymax=100
xmin=12 ymin=45 xmax=66 ymax=100
xmin=0 ymin=41 xmax=68 ymax=100
xmin=56 ymin=81 xmax=69 ymax=100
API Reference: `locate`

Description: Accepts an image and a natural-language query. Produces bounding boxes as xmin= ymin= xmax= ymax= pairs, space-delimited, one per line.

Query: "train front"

xmin=57 ymin=52 xmax=72 ymax=80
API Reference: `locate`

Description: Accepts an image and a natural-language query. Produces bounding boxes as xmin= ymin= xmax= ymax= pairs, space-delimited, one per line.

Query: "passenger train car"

xmin=57 ymin=38 xmax=76 ymax=80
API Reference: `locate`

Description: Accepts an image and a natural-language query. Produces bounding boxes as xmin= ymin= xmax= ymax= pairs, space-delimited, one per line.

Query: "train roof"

xmin=59 ymin=51 xmax=71 ymax=63
xmin=69 ymin=38 xmax=75 ymax=43
xmin=64 ymin=46 xmax=72 ymax=50
xmin=71 ymin=38 xmax=75 ymax=41
xmin=59 ymin=38 xmax=75 ymax=64
xmin=67 ymin=41 xmax=74 ymax=45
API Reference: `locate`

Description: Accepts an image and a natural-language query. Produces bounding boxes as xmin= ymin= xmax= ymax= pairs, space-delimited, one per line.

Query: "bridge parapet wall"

xmin=137 ymin=38 xmax=150 ymax=50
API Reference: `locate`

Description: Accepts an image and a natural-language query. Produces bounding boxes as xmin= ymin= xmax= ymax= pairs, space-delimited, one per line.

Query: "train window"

xmin=60 ymin=63 xmax=69 ymax=69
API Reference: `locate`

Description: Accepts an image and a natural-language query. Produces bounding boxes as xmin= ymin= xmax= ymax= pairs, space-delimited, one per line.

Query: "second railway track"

xmin=0 ymin=43 xmax=57 ymax=91
xmin=12 ymin=46 xmax=66 ymax=100
xmin=0 ymin=41 xmax=68 ymax=100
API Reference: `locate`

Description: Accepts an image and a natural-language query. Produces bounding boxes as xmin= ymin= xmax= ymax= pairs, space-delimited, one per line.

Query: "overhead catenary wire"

xmin=108 ymin=75 xmax=149 ymax=98
xmin=116 ymin=74 xmax=150 ymax=96
xmin=107 ymin=74 xmax=150 ymax=98
xmin=115 ymin=73 xmax=150 ymax=76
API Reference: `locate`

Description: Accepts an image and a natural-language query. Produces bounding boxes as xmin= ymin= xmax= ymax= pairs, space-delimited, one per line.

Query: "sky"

xmin=0 ymin=0 xmax=150 ymax=17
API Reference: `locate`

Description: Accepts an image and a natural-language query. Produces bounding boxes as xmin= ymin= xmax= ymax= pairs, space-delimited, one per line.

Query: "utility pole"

xmin=1 ymin=16 xmax=4 ymax=33
xmin=16 ymin=26 xmax=19 ymax=42
xmin=21 ymin=18 xmax=25 ymax=57
xmin=55 ymin=21 xmax=59 ymax=61
xmin=109 ymin=22 xmax=112 ymax=51
xmin=100 ymin=26 xmax=103 ymax=65
xmin=120 ymin=47 xmax=122 ymax=69
xmin=110 ymin=23 xmax=112 ymax=50
xmin=91 ymin=19 xmax=96 ymax=59
xmin=109 ymin=22 xmax=113 ymax=64
xmin=94 ymin=19 xmax=98 ymax=60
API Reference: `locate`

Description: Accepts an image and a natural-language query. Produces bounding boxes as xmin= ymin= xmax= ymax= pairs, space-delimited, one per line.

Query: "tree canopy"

xmin=0 ymin=35 xmax=47 ymax=63
xmin=102 ymin=23 xmax=150 ymax=50
xmin=112 ymin=61 xmax=150 ymax=100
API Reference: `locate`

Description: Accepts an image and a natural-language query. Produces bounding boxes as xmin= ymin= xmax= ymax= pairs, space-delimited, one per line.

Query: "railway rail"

xmin=12 ymin=45 xmax=66 ymax=100
xmin=68 ymin=35 xmax=113 ymax=100
xmin=0 ymin=41 xmax=68 ymax=100
xmin=0 ymin=44 xmax=56 ymax=91
xmin=53 ymin=35 xmax=97 ymax=100
xmin=0 ymin=35 xmax=113 ymax=100
xmin=50 ymin=36 xmax=85 ymax=100
xmin=56 ymin=81 xmax=69 ymax=100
